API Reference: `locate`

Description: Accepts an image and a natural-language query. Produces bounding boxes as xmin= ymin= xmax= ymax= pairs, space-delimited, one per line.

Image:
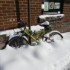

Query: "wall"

xmin=0 ymin=0 xmax=70 ymax=31
xmin=0 ymin=0 xmax=41 ymax=30
xmin=0 ymin=0 xmax=17 ymax=30
xmin=63 ymin=0 xmax=70 ymax=32
xmin=63 ymin=0 xmax=70 ymax=22
xmin=19 ymin=0 xmax=42 ymax=25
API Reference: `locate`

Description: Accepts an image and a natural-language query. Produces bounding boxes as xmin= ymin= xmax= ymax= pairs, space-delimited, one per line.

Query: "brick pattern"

xmin=0 ymin=0 xmax=17 ymax=30
xmin=19 ymin=0 xmax=28 ymax=23
xmin=19 ymin=0 xmax=42 ymax=25
xmin=0 ymin=0 xmax=42 ymax=30
xmin=30 ymin=0 xmax=42 ymax=25
xmin=63 ymin=0 xmax=70 ymax=22
xmin=62 ymin=0 xmax=70 ymax=32
xmin=0 ymin=0 xmax=70 ymax=32
xmin=45 ymin=18 xmax=64 ymax=32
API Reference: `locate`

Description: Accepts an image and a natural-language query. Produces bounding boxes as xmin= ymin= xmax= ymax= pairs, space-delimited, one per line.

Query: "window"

xmin=41 ymin=0 xmax=63 ymax=14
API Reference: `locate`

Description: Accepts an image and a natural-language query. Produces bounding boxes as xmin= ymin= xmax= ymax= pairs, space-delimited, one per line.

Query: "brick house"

xmin=0 ymin=0 xmax=70 ymax=32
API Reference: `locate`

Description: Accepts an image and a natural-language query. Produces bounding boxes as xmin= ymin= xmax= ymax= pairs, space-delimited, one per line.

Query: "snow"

xmin=40 ymin=21 xmax=49 ymax=26
xmin=0 ymin=26 xmax=70 ymax=70
xmin=39 ymin=14 xmax=64 ymax=19
xmin=0 ymin=25 xmax=44 ymax=36
xmin=31 ymin=25 xmax=44 ymax=32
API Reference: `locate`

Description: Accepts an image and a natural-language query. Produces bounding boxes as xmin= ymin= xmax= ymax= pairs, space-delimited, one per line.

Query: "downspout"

xmin=28 ymin=0 xmax=31 ymax=44
xmin=60 ymin=0 xmax=64 ymax=13
xmin=15 ymin=0 xmax=31 ymax=44
xmin=15 ymin=0 xmax=21 ymax=27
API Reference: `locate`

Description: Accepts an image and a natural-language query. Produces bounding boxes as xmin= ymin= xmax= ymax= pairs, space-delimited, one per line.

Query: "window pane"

xmin=44 ymin=2 xmax=49 ymax=11
xmin=41 ymin=0 xmax=63 ymax=14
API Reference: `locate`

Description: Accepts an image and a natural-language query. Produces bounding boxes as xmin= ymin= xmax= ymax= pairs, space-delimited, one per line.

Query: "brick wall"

xmin=19 ymin=0 xmax=28 ymax=23
xmin=62 ymin=0 xmax=70 ymax=32
xmin=0 ymin=0 xmax=70 ymax=31
xmin=0 ymin=0 xmax=41 ymax=30
xmin=19 ymin=0 xmax=42 ymax=25
xmin=63 ymin=0 xmax=70 ymax=22
xmin=0 ymin=0 xmax=17 ymax=30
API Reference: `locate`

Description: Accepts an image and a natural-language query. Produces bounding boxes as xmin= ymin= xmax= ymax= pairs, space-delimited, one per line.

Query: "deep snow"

xmin=0 ymin=26 xmax=70 ymax=70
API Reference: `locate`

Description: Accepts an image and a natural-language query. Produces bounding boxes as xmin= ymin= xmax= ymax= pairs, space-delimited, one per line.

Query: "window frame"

xmin=41 ymin=0 xmax=64 ymax=14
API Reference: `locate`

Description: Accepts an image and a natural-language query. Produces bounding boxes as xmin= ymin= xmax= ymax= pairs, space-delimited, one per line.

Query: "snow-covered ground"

xmin=0 ymin=26 xmax=70 ymax=70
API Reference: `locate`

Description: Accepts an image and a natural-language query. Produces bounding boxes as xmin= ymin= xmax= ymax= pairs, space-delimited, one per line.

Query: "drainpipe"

xmin=28 ymin=0 xmax=31 ymax=44
xmin=15 ymin=0 xmax=21 ymax=27
xmin=15 ymin=0 xmax=31 ymax=44
xmin=60 ymin=0 xmax=64 ymax=13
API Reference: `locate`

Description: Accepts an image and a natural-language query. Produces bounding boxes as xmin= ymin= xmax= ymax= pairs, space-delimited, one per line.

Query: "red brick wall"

xmin=0 ymin=0 xmax=17 ymax=30
xmin=19 ymin=0 xmax=42 ymax=25
xmin=0 ymin=0 xmax=42 ymax=30
xmin=62 ymin=0 xmax=70 ymax=32
xmin=63 ymin=0 xmax=70 ymax=22
xmin=19 ymin=0 xmax=28 ymax=23
xmin=0 ymin=0 xmax=70 ymax=31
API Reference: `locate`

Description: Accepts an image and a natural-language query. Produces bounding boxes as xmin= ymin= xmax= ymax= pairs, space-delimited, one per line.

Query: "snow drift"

xmin=0 ymin=26 xmax=70 ymax=70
